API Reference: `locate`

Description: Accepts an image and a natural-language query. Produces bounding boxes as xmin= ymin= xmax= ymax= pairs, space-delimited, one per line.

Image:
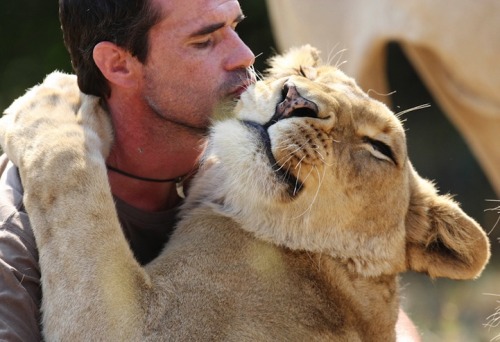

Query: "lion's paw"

xmin=0 ymin=71 xmax=113 ymax=173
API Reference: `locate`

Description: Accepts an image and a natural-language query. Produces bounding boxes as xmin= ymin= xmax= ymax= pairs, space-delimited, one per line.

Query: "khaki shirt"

xmin=0 ymin=155 xmax=178 ymax=341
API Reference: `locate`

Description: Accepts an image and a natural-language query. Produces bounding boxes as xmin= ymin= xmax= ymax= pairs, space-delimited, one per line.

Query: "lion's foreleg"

xmin=0 ymin=89 xmax=152 ymax=340
xmin=23 ymin=130 xmax=151 ymax=340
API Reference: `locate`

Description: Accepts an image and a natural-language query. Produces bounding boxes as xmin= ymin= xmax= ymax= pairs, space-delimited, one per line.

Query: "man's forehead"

xmin=154 ymin=0 xmax=243 ymax=32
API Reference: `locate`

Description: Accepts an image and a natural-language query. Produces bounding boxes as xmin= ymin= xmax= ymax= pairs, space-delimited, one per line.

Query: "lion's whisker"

xmin=301 ymin=166 xmax=316 ymax=188
xmin=483 ymin=295 xmax=500 ymax=339
xmin=324 ymin=136 xmax=342 ymax=144
xmin=288 ymin=140 xmax=310 ymax=156
xmin=293 ymin=165 xmax=325 ymax=220
xmin=483 ymin=199 xmax=500 ymax=235
xmin=366 ymin=89 xmax=396 ymax=98
xmin=326 ymin=46 xmax=347 ymax=70
xmin=272 ymin=142 xmax=296 ymax=167
xmin=283 ymin=163 xmax=294 ymax=184
xmin=273 ymin=138 xmax=296 ymax=151
xmin=240 ymin=63 xmax=263 ymax=83
xmin=395 ymin=103 xmax=431 ymax=118
xmin=294 ymin=156 xmax=306 ymax=170
xmin=273 ymin=138 xmax=312 ymax=171
xmin=313 ymin=149 xmax=334 ymax=167
xmin=273 ymin=154 xmax=294 ymax=172
xmin=293 ymin=160 xmax=303 ymax=196
xmin=325 ymin=44 xmax=340 ymax=65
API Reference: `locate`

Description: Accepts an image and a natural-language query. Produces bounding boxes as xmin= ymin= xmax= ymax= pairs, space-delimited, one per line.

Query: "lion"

xmin=0 ymin=45 xmax=490 ymax=341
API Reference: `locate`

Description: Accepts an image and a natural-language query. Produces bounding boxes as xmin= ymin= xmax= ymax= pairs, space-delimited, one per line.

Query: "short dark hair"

xmin=59 ymin=0 xmax=163 ymax=98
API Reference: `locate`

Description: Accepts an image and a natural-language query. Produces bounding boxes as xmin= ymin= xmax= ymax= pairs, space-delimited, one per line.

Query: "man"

xmin=0 ymin=0 xmax=419 ymax=340
xmin=0 ymin=0 xmax=253 ymax=340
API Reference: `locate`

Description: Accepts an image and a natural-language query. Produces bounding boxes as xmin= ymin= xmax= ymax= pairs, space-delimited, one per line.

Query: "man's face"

xmin=139 ymin=0 xmax=255 ymax=132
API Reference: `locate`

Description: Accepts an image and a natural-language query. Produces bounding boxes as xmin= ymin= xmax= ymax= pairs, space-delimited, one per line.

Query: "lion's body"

xmin=138 ymin=209 xmax=399 ymax=341
xmin=0 ymin=46 xmax=490 ymax=341
xmin=127 ymin=210 xmax=396 ymax=341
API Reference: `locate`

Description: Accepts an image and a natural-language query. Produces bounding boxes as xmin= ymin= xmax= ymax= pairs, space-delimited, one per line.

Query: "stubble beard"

xmin=143 ymin=67 xmax=254 ymax=136
xmin=148 ymin=98 xmax=210 ymax=134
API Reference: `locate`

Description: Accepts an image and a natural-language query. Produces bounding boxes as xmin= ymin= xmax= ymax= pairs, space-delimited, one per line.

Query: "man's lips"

xmin=229 ymin=81 xmax=253 ymax=98
xmin=230 ymin=86 xmax=247 ymax=97
xmin=230 ymin=70 xmax=256 ymax=98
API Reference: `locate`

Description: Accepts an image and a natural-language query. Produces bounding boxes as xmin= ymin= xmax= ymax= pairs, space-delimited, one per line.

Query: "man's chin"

xmin=211 ymin=98 xmax=238 ymax=122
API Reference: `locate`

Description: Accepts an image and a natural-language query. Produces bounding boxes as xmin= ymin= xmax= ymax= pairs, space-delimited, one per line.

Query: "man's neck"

xmin=105 ymin=98 xmax=207 ymax=212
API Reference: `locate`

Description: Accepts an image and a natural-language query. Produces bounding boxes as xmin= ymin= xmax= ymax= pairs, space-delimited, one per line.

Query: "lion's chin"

xmin=242 ymin=120 xmax=304 ymax=197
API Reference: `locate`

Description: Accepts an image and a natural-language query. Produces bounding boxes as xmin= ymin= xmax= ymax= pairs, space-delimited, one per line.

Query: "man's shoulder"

xmin=0 ymin=154 xmax=24 ymax=214
xmin=0 ymin=154 xmax=34 ymax=246
xmin=0 ymin=154 xmax=24 ymax=210
xmin=0 ymin=160 xmax=41 ymax=342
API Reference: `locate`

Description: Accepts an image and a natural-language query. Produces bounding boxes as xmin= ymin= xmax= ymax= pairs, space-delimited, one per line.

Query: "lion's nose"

xmin=276 ymin=82 xmax=319 ymax=120
xmin=263 ymin=82 xmax=320 ymax=129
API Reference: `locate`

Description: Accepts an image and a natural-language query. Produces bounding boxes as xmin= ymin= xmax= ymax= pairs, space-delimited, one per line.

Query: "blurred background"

xmin=1 ymin=1 xmax=498 ymax=340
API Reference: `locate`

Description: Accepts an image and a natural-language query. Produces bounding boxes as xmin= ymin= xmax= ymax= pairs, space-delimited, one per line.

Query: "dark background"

xmin=1 ymin=1 xmax=498 ymax=340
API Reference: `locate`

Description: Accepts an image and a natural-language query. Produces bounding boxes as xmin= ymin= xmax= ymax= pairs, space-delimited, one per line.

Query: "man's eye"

xmin=193 ymin=38 xmax=213 ymax=49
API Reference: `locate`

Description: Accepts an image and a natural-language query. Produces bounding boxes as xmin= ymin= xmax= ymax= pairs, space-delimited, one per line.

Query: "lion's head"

xmin=186 ymin=45 xmax=490 ymax=279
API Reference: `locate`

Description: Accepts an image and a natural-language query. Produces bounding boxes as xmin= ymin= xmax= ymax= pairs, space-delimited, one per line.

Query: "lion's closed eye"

xmin=362 ymin=136 xmax=396 ymax=165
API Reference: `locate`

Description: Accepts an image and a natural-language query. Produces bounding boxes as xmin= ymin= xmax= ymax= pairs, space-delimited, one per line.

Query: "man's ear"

xmin=93 ymin=41 xmax=140 ymax=89
xmin=405 ymin=165 xmax=490 ymax=280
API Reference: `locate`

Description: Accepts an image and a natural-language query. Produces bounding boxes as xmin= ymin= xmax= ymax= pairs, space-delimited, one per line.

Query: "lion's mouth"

xmin=240 ymin=83 xmax=322 ymax=197
xmin=241 ymin=83 xmax=321 ymax=197
xmin=242 ymin=120 xmax=303 ymax=197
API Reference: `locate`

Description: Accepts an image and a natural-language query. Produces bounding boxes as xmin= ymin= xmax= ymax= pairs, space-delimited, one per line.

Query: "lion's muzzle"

xmin=264 ymin=82 xmax=319 ymax=129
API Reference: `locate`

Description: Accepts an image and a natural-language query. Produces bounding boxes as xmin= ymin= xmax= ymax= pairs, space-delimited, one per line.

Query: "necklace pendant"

xmin=176 ymin=179 xmax=186 ymax=199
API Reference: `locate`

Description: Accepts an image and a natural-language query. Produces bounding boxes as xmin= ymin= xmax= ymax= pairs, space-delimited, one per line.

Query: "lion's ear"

xmin=405 ymin=166 xmax=490 ymax=280
xmin=265 ymin=45 xmax=321 ymax=79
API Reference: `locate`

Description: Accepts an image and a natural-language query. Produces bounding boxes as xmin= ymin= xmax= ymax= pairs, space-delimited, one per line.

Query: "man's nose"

xmin=225 ymin=32 xmax=255 ymax=71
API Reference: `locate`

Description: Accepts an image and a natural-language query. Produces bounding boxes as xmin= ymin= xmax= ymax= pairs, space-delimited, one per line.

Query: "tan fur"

xmin=0 ymin=46 xmax=490 ymax=341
